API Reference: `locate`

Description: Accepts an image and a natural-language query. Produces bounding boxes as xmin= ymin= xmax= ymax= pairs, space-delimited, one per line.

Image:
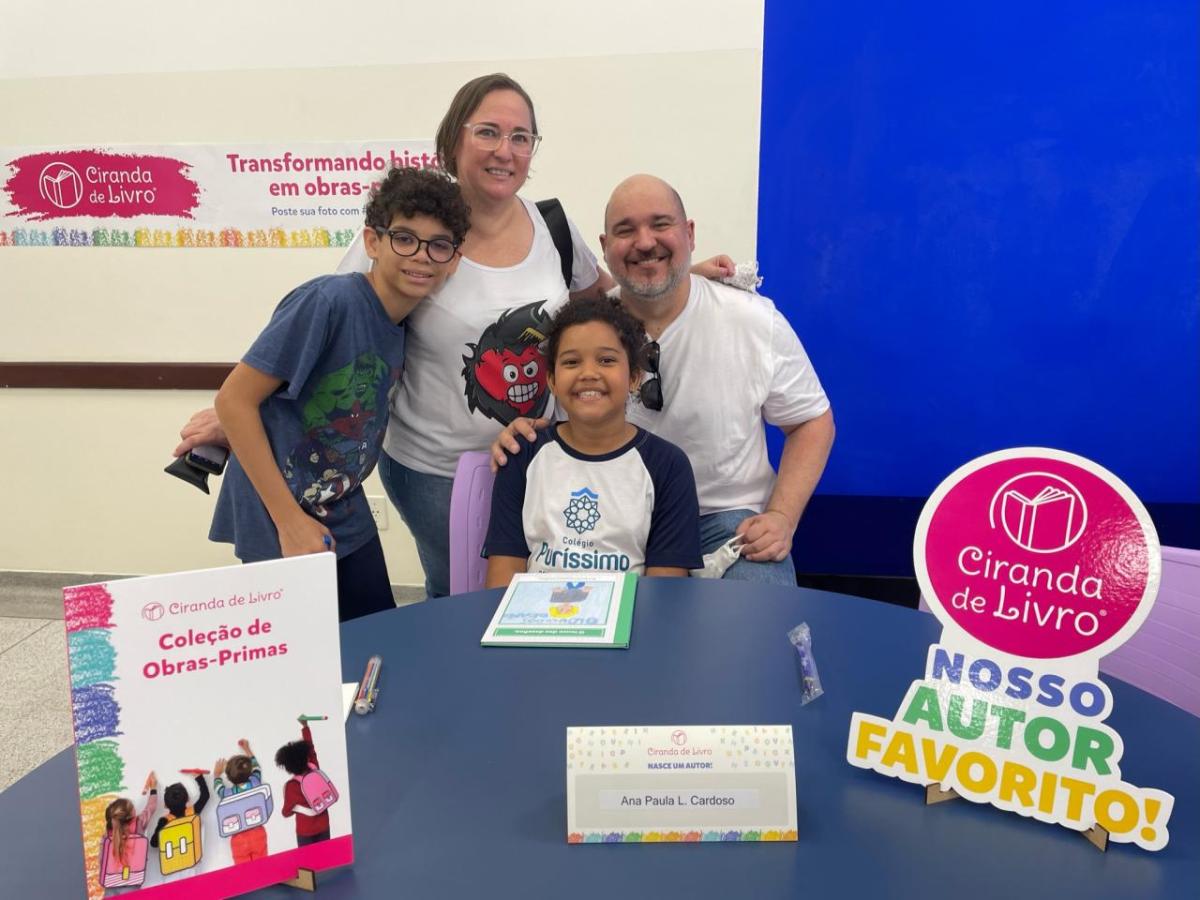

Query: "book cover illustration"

xmin=482 ymin=572 xmax=636 ymax=647
xmin=63 ymin=554 xmax=353 ymax=899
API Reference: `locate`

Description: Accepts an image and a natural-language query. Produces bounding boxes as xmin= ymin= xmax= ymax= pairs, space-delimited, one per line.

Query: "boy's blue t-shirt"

xmin=484 ymin=424 xmax=702 ymax=574
xmin=210 ymin=272 xmax=405 ymax=562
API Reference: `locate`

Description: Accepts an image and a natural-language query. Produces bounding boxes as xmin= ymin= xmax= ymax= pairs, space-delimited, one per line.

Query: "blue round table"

xmin=4 ymin=581 xmax=1196 ymax=898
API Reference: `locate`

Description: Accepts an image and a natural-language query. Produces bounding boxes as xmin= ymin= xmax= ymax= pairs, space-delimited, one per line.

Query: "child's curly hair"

xmin=363 ymin=166 xmax=471 ymax=245
xmin=274 ymin=740 xmax=313 ymax=777
xmin=545 ymin=296 xmax=648 ymax=376
xmin=226 ymin=755 xmax=255 ymax=785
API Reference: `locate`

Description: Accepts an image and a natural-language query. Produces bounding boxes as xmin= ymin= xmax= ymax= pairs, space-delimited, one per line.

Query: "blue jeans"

xmin=699 ymin=509 xmax=797 ymax=585
xmin=377 ymin=453 xmax=454 ymax=599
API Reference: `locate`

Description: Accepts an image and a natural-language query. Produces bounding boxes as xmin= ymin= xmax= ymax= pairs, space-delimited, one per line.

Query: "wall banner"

xmin=846 ymin=448 xmax=1177 ymax=851
xmin=0 ymin=140 xmax=436 ymax=248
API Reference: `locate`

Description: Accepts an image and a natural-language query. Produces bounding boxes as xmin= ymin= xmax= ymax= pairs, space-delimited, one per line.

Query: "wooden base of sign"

xmin=924 ymin=783 xmax=959 ymax=805
xmin=280 ymin=867 xmax=317 ymax=892
xmin=1082 ymin=824 xmax=1110 ymax=852
xmin=922 ymin=784 xmax=1110 ymax=852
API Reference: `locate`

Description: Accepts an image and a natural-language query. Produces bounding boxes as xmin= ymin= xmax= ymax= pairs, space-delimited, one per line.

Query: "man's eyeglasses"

xmin=463 ymin=123 xmax=542 ymax=157
xmin=638 ymin=340 xmax=663 ymax=411
xmin=373 ymin=228 xmax=459 ymax=263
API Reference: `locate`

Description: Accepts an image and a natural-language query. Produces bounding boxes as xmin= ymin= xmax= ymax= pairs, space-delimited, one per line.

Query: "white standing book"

xmin=63 ymin=554 xmax=353 ymax=899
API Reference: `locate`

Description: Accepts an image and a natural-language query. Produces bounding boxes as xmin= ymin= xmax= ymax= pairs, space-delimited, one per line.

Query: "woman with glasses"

xmin=178 ymin=73 xmax=727 ymax=599
xmin=343 ymin=73 xmax=611 ymax=598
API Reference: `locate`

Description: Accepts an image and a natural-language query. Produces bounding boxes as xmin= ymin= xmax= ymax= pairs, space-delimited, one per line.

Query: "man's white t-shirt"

xmin=625 ymin=275 xmax=830 ymax=516
xmin=336 ymin=196 xmax=599 ymax=478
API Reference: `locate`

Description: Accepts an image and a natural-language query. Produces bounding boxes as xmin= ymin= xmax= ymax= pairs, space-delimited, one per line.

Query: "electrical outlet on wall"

xmin=367 ymin=495 xmax=388 ymax=530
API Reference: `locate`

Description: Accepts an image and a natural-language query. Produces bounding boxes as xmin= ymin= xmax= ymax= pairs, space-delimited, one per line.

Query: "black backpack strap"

xmin=535 ymin=198 xmax=574 ymax=290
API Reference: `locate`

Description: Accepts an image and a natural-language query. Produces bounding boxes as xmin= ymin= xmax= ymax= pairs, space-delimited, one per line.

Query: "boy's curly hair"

xmin=363 ymin=166 xmax=471 ymax=245
xmin=274 ymin=740 xmax=313 ymax=777
xmin=545 ymin=296 xmax=648 ymax=376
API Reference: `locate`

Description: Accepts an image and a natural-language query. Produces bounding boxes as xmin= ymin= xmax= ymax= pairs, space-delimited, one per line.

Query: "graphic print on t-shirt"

xmin=461 ymin=301 xmax=552 ymax=424
xmin=282 ymin=351 xmax=394 ymax=520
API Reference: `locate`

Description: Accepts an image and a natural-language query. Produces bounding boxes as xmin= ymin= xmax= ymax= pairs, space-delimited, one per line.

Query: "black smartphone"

xmin=185 ymin=444 xmax=229 ymax=476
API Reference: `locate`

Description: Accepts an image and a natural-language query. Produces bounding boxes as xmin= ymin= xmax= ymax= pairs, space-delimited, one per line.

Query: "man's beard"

xmin=618 ymin=256 xmax=686 ymax=301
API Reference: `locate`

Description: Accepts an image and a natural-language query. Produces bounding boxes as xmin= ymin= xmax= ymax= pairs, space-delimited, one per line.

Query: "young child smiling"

xmin=484 ymin=296 xmax=702 ymax=586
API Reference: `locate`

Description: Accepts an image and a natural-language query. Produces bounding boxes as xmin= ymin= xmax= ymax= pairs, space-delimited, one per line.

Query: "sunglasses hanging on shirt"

xmin=637 ymin=340 xmax=663 ymax=411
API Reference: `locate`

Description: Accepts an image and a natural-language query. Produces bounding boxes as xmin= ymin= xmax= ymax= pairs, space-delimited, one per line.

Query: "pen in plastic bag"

xmin=354 ymin=655 xmax=383 ymax=715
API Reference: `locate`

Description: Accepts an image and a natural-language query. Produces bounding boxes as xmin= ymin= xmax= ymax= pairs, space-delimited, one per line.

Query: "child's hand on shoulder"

xmin=690 ymin=254 xmax=736 ymax=280
xmin=277 ymin=511 xmax=335 ymax=557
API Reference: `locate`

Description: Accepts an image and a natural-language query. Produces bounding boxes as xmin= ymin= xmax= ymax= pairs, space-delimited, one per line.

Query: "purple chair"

xmin=449 ymin=451 xmax=496 ymax=595
xmin=1100 ymin=545 xmax=1200 ymax=717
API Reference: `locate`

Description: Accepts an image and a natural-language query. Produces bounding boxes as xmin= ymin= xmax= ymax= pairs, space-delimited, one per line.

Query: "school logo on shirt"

xmin=461 ymin=301 xmax=552 ymax=425
xmin=563 ymin=487 xmax=601 ymax=534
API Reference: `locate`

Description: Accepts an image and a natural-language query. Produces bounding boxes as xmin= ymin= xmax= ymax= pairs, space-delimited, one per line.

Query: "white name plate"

xmin=566 ymin=725 xmax=797 ymax=844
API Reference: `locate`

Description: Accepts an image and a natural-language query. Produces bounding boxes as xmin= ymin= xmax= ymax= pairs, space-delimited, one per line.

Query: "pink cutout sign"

xmin=849 ymin=448 xmax=1175 ymax=852
xmin=914 ymin=448 xmax=1160 ymax=660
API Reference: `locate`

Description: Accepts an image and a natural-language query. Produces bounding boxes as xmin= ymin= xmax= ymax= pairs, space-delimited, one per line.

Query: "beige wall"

xmin=0 ymin=11 xmax=764 ymax=583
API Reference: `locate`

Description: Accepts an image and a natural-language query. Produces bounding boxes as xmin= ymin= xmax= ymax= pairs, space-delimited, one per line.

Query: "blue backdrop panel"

xmin=758 ymin=1 xmax=1198 ymax=574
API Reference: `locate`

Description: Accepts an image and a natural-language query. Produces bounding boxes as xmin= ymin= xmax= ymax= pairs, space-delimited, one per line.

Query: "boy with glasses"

xmin=209 ymin=167 xmax=470 ymax=621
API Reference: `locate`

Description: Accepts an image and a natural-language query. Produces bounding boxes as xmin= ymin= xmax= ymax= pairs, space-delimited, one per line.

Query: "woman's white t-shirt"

xmin=337 ymin=196 xmax=599 ymax=477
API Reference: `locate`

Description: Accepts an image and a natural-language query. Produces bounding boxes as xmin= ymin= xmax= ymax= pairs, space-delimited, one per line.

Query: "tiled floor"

xmin=0 ymin=574 xmax=77 ymax=793
xmin=0 ymin=572 xmax=423 ymax=794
